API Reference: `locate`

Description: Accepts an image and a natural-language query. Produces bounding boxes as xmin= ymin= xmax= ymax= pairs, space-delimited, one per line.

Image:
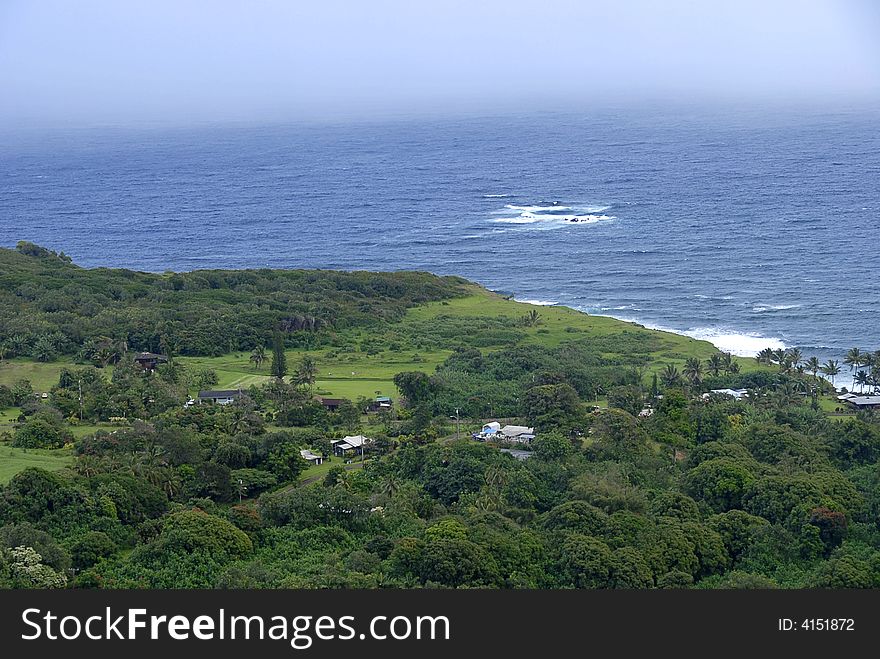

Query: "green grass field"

xmin=0 ymin=445 xmax=72 ymax=484
xmin=0 ymin=358 xmax=73 ymax=392
xmin=2 ymin=286 xmax=769 ymax=411
xmin=175 ymin=286 xmax=764 ymax=402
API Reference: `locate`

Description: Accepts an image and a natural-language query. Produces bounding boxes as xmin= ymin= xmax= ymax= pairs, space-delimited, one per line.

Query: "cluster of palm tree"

xmin=73 ymin=445 xmax=180 ymax=497
xmin=756 ymin=345 xmax=880 ymax=391
xmin=660 ymin=352 xmax=740 ymax=388
xmin=844 ymin=347 xmax=880 ymax=394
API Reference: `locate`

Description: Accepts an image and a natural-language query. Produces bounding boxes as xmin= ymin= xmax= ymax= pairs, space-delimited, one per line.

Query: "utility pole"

xmin=78 ymin=378 xmax=83 ymax=421
xmin=455 ymin=407 xmax=461 ymax=440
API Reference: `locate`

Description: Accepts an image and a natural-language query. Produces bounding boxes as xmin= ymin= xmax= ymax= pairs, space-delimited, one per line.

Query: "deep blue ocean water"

xmin=1 ymin=105 xmax=878 ymax=378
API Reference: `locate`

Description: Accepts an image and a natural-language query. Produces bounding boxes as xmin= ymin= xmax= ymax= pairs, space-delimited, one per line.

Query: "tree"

xmin=295 ymin=355 xmax=318 ymax=391
xmin=820 ymin=359 xmax=841 ymax=387
xmin=844 ymin=348 xmax=864 ymax=378
xmin=523 ymin=383 xmax=582 ymax=429
xmin=684 ymin=457 xmax=757 ymax=512
xmin=721 ymin=352 xmax=739 ymax=374
xmin=786 ymin=347 xmax=803 ymax=371
xmin=659 ymin=364 xmax=682 ymax=388
xmin=706 ymin=353 xmax=724 ymax=377
xmin=393 ymin=371 xmax=435 ymax=406
xmin=607 ymin=385 xmax=644 ymax=417
xmin=756 ymin=348 xmax=775 ymax=366
xmin=270 ymin=333 xmax=288 ymax=380
xmin=683 ymin=357 xmax=704 ymax=387
xmin=805 ymin=356 xmax=821 ymax=380
xmin=249 ymin=345 xmax=266 ymax=370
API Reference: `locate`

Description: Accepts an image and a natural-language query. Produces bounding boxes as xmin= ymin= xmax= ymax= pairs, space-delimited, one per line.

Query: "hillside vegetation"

xmin=3 ymin=243 xmax=879 ymax=591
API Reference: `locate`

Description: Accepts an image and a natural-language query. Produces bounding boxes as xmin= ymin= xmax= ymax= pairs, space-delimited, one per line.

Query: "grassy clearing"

xmin=403 ymin=286 xmax=760 ymax=375
xmin=0 ymin=358 xmax=73 ymax=392
xmin=0 ymin=445 xmax=72 ymax=483
xmin=1 ymin=286 xmax=766 ymax=409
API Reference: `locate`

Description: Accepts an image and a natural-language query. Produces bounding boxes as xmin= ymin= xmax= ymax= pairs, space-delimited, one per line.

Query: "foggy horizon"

xmin=1 ymin=0 xmax=879 ymax=127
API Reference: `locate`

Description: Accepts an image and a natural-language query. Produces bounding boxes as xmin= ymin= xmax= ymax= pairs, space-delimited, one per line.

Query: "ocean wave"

xmin=515 ymin=298 xmax=557 ymax=306
xmin=679 ymin=327 xmax=786 ymax=356
xmin=492 ymin=213 xmax=614 ymax=225
xmin=483 ymin=194 xmax=509 ymax=198
xmin=488 ymin=200 xmax=615 ymax=228
xmin=751 ymin=303 xmax=802 ymax=313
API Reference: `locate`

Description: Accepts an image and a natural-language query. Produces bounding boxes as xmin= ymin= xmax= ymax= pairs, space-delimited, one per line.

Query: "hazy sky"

xmin=1 ymin=0 xmax=878 ymax=124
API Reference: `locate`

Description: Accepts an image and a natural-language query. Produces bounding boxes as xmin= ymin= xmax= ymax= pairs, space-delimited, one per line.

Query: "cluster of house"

xmin=473 ymin=421 xmax=536 ymax=444
xmin=189 ymin=391 xmax=394 ymax=410
xmin=837 ymin=393 xmax=880 ymax=410
xmin=296 ymin=435 xmax=375 ymax=466
xmin=317 ymin=396 xmax=392 ymax=413
xmin=702 ymin=388 xmax=749 ymax=400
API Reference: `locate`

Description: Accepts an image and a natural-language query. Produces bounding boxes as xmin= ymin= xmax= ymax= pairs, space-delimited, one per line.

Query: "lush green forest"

xmin=1 ymin=243 xmax=880 ymax=590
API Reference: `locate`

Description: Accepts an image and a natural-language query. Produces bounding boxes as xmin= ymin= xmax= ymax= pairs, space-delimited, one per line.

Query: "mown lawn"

xmin=0 ymin=445 xmax=72 ymax=483
xmin=0 ymin=358 xmax=74 ymax=392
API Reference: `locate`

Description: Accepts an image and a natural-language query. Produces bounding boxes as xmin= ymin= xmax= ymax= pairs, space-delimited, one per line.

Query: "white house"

xmin=300 ymin=449 xmax=324 ymax=465
xmin=704 ymin=388 xmax=748 ymax=400
xmin=331 ymin=435 xmax=373 ymax=457
xmin=499 ymin=425 xmax=536 ymax=443
xmin=197 ymin=389 xmax=244 ymax=405
xmin=841 ymin=395 xmax=880 ymax=410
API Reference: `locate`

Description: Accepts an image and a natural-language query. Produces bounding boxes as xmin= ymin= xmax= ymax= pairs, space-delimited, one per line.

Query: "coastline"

xmin=512 ymin=296 xmax=857 ymax=390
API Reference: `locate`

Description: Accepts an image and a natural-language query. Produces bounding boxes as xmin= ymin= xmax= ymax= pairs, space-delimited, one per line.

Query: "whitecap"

xmin=515 ymin=298 xmax=557 ymax=306
xmin=751 ymin=304 xmax=802 ymax=313
xmin=678 ymin=327 xmax=786 ymax=356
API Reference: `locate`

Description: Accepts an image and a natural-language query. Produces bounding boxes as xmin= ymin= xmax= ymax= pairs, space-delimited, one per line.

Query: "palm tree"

xmin=249 ymin=345 xmax=266 ymax=370
xmin=772 ymin=348 xmax=787 ymax=368
xmin=707 ymin=353 xmax=724 ymax=377
xmin=844 ymin=348 xmax=863 ymax=378
xmin=805 ymin=356 xmax=821 ymax=380
xmin=522 ymin=309 xmax=541 ymax=327
xmin=295 ymin=355 xmax=318 ymax=391
xmin=820 ymin=359 xmax=841 ymax=387
xmin=720 ymin=352 xmax=740 ymax=374
xmin=756 ymin=347 xmax=775 ymax=366
xmin=683 ymin=357 xmax=704 ymax=387
xmin=380 ymin=473 xmax=401 ymax=499
xmin=660 ymin=364 xmax=683 ymax=388
xmin=854 ymin=370 xmax=870 ymax=394
xmin=786 ymin=347 xmax=803 ymax=371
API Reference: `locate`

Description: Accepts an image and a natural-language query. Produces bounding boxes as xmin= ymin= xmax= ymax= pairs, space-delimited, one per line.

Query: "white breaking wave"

xmin=679 ymin=327 xmax=786 ymax=356
xmin=492 ymin=214 xmax=614 ymax=225
xmin=488 ymin=201 xmax=615 ymax=228
xmin=515 ymin=298 xmax=557 ymax=306
xmin=483 ymin=194 xmax=509 ymax=198
xmin=751 ymin=303 xmax=802 ymax=313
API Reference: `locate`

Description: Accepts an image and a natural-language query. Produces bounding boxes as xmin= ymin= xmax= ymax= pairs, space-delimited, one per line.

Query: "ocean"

xmin=1 ymin=104 xmax=878 ymax=381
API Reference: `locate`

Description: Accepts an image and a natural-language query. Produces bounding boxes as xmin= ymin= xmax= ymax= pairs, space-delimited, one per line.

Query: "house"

xmin=841 ymin=395 xmax=880 ymax=410
xmin=705 ymin=388 xmax=749 ymax=400
xmin=472 ymin=421 xmax=501 ymax=440
xmin=368 ymin=396 xmax=393 ymax=412
xmin=197 ymin=389 xmax=244 ymax=405
xmin=134 ymin=352 xmax=168 ymax=371
xmin=499 ymin=425 xmax=536 ymax=443
xmin=318 ymin=397 xmax=346 ymax=412
xmin=300 ymin=449 xmax=324 ymax=465
xmin=331 ymin=435 xmax=373 ymax=457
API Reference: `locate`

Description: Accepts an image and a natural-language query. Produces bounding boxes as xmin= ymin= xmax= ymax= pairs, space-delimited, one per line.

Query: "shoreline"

xmin=512 ymin=296 xmax=858 ymax=391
